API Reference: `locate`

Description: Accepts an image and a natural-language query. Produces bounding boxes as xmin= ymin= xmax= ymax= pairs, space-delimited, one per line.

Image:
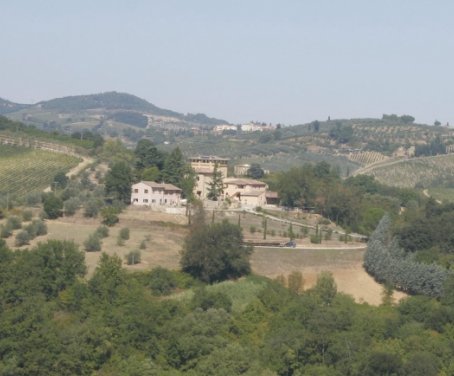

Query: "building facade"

xmin=223 ymin=178 xmax=268 ymax=207
xmin=131 ymin=181 xmax=182 ymax=207
xmin=189 ymin=155 xmax=229 ymax=199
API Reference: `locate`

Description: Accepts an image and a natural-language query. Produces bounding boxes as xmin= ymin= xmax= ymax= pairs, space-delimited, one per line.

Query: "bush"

xmin=26 ymin=192 xmax=42 ymax=206
xmin=25 ymin=219 xmax=47 ymax=239
xmin=101 ymin=206 xmax=120 ymax=226
xmin=6 ymin=216 xmax=22 ymax=230
xmin=95 ymin=225 xmax=109 ymax=238
xmin=190 ymin=287 xmax=233 ymax=312
xmin=249 ymin=225 xmax=256 ymax=234
xmin=126 ymin=250 xmax=141 ymax=265
xmin=15 ymin=230 xmax=30 ymax=246
xmin=21 ymin=210 xmax=33 ymax=222
xmin=0 ymin=224 xmax=12 ymax=239
xmin=139 ymin=240 xmax=147 ymax=250
xmin=84 ymin=198 xmax=101 ymax=218
xmin=149 ymin=267 xmax=177 ymax=296
xmin=64 ymin=197 xmax=80 ymax=216
xmin=119 ymin=227 xmax=130 ymax=240
xmin=43 ymin=193 xmax=63 ymax=219
xmin=84 ymin=233 xmax=102 ymax=252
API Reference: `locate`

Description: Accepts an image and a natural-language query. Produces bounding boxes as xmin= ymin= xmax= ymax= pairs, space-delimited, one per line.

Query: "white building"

xmin=131 ymin=181 xmax=182 ymax=207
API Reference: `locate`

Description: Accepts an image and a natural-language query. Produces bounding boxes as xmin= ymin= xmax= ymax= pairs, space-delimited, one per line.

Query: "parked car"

xmin=282 ymin=240 xmax=296 ymax=248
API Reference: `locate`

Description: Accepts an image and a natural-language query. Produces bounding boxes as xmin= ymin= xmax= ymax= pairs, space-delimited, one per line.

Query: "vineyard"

xmin=361 ymin=154 xmax=454 ymax=188
xmin=0 ymin=145 xmax=80 ymax=200
xmin=347 ymin=150 xmax=388 ymax=166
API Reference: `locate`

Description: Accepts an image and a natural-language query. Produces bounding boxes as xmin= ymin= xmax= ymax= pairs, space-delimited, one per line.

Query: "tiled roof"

xmin=137 ymin=181 xmax=182 ymax=192
xmin=224 ymin=178 xmax=267 ymax=186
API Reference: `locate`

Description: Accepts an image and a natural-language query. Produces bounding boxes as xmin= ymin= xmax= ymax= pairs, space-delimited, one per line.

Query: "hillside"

xmin=163 ymin=116 xmax=454 ymax=176
xmin=3 ymin=92 xmax=229 ymax=144
xmin=0 ymin=98 xmax=30 ymax=114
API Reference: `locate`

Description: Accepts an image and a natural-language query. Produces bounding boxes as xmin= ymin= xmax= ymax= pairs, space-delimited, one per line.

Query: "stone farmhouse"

xmin=189 ymin=155 xmax=229 ymax=199
xmin=131 ymin=181 xmax=182 ymax=207
xmin=223 ymin=178 xmax=268 ymax=207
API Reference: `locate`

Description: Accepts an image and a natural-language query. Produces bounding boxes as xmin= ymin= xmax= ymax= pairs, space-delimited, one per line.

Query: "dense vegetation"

xmin=269 ymin=163 xmax=419 ymax=234
xmin=3 ymin=237 xmax=454 ymax=375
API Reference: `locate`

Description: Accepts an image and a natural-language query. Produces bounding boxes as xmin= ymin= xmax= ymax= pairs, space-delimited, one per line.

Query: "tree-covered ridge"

xmin=36 ymin=91 xmax=228 ymax=125
xmin=3 ymin=238 xmax=454 ymax=375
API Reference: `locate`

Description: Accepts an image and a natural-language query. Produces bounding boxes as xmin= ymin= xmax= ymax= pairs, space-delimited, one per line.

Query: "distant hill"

xmin=2 ymin=91 xmax=230 ymax=144
xmin=0 ymin=98 xmax=30 ymax=115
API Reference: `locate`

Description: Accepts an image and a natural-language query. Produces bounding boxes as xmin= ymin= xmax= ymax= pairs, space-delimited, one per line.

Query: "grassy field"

xmin=0 ymin=145 xmax=80 ymax=199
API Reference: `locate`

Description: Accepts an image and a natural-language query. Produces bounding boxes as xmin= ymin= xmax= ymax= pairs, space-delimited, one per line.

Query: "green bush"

xmin=43 ymin=193 xmax=63 ymax=219
xmin=0 ymin=224 xmax=12 ymax=239
xmin=101 ymin=206 xmax=120 ymax=226
xmin=6 ymin=216 xmax=22 ymax=230
xmin=15 ymin=230 xmax=30 ymax=247
xmin=249 ymin=225 xmax=256 ymax=234
xmin=84 ymin=233 xmax=102 ymax=252
xmin=149 ymin=267 xmax=177 ymax=295
xmin=126 ymin=250 xmax=141 ymax=265
xmin=21 ymin=210 xmax=33 ymax=222
xmin=84 ymin=198 xmax=101 ymax=218
xmin=139 ymin=240 xmax=147 ymax=250
xmin=119 ymin=227 xmax=130 ymax=240
xmin=95 ymin=225 xmax=109 ymax=238
xmin=64 ymin=197 xmax=80 ymax=216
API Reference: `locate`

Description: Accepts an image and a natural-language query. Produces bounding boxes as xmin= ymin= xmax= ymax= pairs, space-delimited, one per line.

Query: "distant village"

xmin=131 ymin=155 xmax=279 ymax=210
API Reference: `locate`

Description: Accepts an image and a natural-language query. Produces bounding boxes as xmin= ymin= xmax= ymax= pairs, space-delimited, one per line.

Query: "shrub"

xmin=26 ymin=192 xmax=42 ymax=206
xmin=126 ymin=250 xmax=141 ymax=265
xmin=249 ymin=225 xmax=256 ymax=234
xmin=21 ymin=210 xmax=33 ymax=222
xmin=32 ymin=219 xmax=47 ymax=236
xmin=0 ymin=224 xmax=12 ymax=239
xmin=148 ymin=267 xmax=177 ymax=295
xmin=84 ymin=233 xmax=102 ymax=252
xmin=101 ymin=206 xmax=120 ymax=226
xmin=64 ymin=197 xmax=80 ymax=216
xmin=139 ymin=240 xmax=147 ymax=250
xmin=95 ymin=225 xmax=109 ymax=238
xmin=6 ymin=216 xmax=22 ymax=230
xmin=190 ymin=287 xmax=232 ymax=312
xmin=84 ymin=198 xmax=101 ymax=218
xmin=43 ymin=193 xmax=63 ymax=219
xmin=119 ymin=227 xmax=130 ymax=240
xmin=15 ymin=230 xmax=30 ymax=247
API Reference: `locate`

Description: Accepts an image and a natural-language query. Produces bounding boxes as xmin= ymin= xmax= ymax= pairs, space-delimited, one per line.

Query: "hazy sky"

xmin=2 ymin=1 xmax=454 ymax=125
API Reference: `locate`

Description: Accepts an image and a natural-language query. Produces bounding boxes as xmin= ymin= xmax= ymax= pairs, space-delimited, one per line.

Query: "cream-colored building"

xmin=131 ymin=181 xmax=181 ymax=207
xmin=189 ymin=155 xmax=229 ymax=199
xmin=223 ymin=178 xmax=268 ymax=207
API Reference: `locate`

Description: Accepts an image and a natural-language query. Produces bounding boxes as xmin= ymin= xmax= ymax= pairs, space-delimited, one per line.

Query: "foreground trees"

xmin=181 ymin=220 xmax=252 ymax=283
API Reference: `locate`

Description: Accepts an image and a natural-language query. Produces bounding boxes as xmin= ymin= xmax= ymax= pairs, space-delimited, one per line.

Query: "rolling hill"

xmin=2 ymin=92 xmax=229 ymax=144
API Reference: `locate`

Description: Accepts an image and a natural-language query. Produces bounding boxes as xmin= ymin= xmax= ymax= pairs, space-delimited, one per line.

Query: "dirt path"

xmin=44 ymin=156 xmax=94 ymax=192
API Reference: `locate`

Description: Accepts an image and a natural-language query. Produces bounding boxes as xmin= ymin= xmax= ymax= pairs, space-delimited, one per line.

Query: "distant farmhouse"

xmin=190 ymin=155 xmax=279 ymax=207
xmin=131 ymin=181 xmax=181 ymax=207
xmin=189 ymin=155 xmax=229 ymax=199
xmin=223 ymin=178 xmax=268 ymax=207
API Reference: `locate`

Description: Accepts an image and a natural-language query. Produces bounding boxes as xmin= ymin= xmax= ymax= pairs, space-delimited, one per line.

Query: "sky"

xmin=2 ymin=0 xmax=454 ymax=125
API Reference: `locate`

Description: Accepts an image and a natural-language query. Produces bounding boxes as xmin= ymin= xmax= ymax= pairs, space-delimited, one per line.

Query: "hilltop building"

xmin=189 ymin=155 xmax=229 ymax=199
xmin=131 ymin=181 xmax=181 ymax=207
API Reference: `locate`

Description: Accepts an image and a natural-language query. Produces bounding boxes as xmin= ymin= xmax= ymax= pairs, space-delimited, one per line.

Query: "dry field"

xmin=251 ymin=247 xmax=406 ymax=305
xmin=4 ymin=206 xmax=403 ymax=305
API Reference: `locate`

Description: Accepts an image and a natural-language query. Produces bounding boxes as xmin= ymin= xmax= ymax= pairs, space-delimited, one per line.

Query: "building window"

xmin=165 ymin=199 xmax=167 ymax=203
xmin=133 ymin=198 xmax=138 ymax=202
xmin=143 ymin=199 xmax=148 ymax=203
xmin=134 ymin=189 xmax=138 ymax=193
xmin=144 ymin=189 xmax=149 ymax=193
xmin=152 ymin=199 xmax=155 ymax=203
